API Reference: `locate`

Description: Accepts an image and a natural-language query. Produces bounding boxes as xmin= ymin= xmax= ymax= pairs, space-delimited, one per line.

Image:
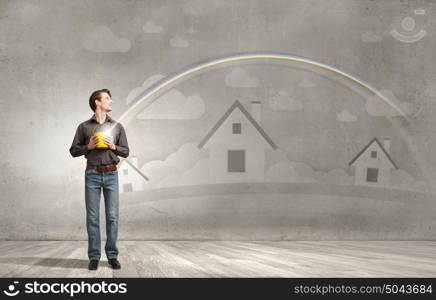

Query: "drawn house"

xmin=198 ymin=100 xmax=277 ymax=183
xmin=118 ymin=155 xmax=149 ymax=192
xmin=348 ymin=137 xmax=398 ymax=186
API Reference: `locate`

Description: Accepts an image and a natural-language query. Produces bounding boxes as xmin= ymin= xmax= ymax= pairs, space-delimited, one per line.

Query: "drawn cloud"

xmin=126 ymin=74 xmax=165 ymax=105
xmin=390 ymin=169 xmax=431 ymax=192
xmin=82 ymin=25 xmax=131 ymax=52
xmin=141 ymin=142 xmax=208 ymax=188
xmin=365 ymin=89 xmax=414 ymax=117
xmin=266 ymin=161 xmax=354 ymax=185
xmin=143 ymin=20 xmax=164 ymax=33
xmin=140 ymin=161 xmax=178 ymax=189
xmin=163 ymin=142 xmax=208 ymax=174
xmin=265 ymin=162 xmax=317 ymax=183
xmin=361 ymin=30 xmax=383 ymax=43
xmin=299 ymin=77 xmax=316 ymax=88
xmin=152 ymin=150 xmax=356 ymax=187
xmin=314 ymin=169 xmax=354 ymax=185
xmin=158 ymin=158 xmax=210 ymax=188
xmin=268 ymin=90 xmax=303 ymax=112
xmin=225 ymin=67 xmax=259 ymax=87
xmin=337 ymin=108 xmax=357 ymax=122
xmin=391 ymin=169 xmax=416 ymax=185
xmin=170 ymin=35 xmax=189 ymax=47
xmin=126 ymin=74 xmax=205 ymax=119
xmin=157 ymin=175 xmax=179 ymax=188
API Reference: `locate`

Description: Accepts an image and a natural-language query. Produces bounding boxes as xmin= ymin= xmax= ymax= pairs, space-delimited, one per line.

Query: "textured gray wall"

xmin=1 ymin=0 xmax=436 ymax=240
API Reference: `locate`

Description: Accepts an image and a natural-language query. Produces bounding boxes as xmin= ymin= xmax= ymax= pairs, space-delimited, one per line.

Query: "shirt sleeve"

xmin=112 ymin=124 xmax=129 ymax=158
xmin=69 ymin=124 xmax=89 ymax=157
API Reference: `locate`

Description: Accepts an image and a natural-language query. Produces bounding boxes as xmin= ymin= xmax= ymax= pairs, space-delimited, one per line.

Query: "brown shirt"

xmin=69 ymin=114 xmax=129 ymax=166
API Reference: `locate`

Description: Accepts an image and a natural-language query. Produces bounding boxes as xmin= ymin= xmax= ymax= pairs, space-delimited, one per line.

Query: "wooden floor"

xmin=0 ymin=241 xmax=435 ymax=277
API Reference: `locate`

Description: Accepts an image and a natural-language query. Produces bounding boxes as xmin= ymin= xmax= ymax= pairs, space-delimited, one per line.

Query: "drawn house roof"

xmin=119 ymin=158 xmax=150 ymax=181
xmin=198 ymin=100 xmax=278 ymax=150
xmin=348 ymin=137 xmax=398 ymax=169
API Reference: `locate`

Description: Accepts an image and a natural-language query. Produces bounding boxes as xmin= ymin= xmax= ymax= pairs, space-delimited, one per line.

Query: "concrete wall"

xmin=1 ymin=0 xmax=436 ymax=240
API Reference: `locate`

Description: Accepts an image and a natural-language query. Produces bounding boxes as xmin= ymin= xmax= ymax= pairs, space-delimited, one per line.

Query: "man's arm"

xmin=69 ymin=124 xmax=89 ymax=157
xmin=112 ymin=124 xmax=129 ymax=158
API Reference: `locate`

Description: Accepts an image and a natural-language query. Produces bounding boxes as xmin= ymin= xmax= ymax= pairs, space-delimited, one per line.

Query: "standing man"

xmin=69 ymin=89 xmax=129 ymax=271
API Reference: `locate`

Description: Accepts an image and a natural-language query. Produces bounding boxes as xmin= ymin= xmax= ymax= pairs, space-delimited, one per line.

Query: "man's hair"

xmin=89 ymin=89 xmax=111 ymax=112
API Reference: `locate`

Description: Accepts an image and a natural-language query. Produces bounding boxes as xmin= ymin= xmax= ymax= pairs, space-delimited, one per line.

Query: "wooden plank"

xmin=66 ymin=243 xmax=96 ymax=278
xmin=124 ymin=241 xmax=166 ymax=277
xmin=250 ymin=241 xmax=436 ymax=277
xmin=224 ymin=241 xmax=398 ymax=277
xmin=175 ymin=241 xmax=287 ymax=277
xmin=112 ymin=242 xmax=140 ymax=278
xmin=0 ymin=241 xmax=435 ymax=277
xmin=163 ymin=241 xmax=232 ymax=277
xmin=0 ymin=241 xmax=72 ymax=277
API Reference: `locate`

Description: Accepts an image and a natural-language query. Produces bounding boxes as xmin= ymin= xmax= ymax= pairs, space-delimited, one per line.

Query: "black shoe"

xmin=88 ymin=259 xmax=99 ymax=270
xmin=108 ymin=258 xmax=121 ymax=269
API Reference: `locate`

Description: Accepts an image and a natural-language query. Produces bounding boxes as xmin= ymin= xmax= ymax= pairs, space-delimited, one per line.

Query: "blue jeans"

xmin=85 ymin=168 xmax=119 ymax=260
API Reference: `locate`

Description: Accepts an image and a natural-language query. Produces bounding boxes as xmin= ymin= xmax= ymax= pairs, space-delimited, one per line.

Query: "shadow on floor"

xmin=0 ymin=257 xmax=98 ymax=269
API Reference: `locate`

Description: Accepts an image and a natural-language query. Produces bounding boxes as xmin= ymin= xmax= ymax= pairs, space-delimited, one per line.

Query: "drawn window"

xmin=366 ymin=168 xmax=378 ymax=182
xmin=123 ymin=183 xmax=133 ymax=192
xmin=123 ymin=169 xmax=128 ymax=175
xmin=371 ymin=151 xmax=377 ymax=158
xmin=228 ymin=150 xmax=245 ymax=172
xmin=232 ymin=123 xmax=241 ymax=134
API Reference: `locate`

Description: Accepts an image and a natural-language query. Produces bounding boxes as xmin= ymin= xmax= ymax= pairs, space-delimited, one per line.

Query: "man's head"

xmin=89 ymin=89 xmax=113 ymax=113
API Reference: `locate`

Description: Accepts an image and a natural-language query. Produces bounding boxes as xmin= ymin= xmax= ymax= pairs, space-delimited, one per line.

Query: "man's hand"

xmin=87 ymin=136 xmax=99 ymax=150
xmin=103 ymin=135 xmax=116 ymax=150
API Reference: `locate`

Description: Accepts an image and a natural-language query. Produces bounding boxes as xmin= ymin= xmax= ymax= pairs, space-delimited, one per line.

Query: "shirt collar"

xmin=90 ymin=114 xmax=113 ymax=123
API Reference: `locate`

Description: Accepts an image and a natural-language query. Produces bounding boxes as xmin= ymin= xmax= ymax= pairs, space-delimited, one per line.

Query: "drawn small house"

xmin=118 ymin=155 xmax=149 ymax=192
xmin=198 ymin=100 xmax=277 ymax=183
xmin=348 ymin=137 xmax=398 ymax=186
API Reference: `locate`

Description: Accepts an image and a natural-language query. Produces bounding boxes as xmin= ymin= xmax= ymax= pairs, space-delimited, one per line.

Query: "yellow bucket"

xmin=93 ymin=132 xmax=109 ymax=149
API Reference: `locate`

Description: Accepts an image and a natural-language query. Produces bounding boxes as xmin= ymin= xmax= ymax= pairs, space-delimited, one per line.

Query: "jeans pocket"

xmin=85 ymin=168 xmax=97 ymax=175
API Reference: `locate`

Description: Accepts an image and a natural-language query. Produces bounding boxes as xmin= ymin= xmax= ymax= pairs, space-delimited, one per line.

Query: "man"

xmin=69 ymin=88 xmax=129 ymax=271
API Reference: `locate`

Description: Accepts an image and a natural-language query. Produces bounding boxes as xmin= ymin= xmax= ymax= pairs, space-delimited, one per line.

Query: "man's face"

xmin=96 ymin=92 xmax=112 ymax=112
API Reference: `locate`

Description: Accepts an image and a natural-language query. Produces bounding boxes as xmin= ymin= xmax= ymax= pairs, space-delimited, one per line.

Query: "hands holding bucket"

xmin=88 ymin=132 xmax=116 ymax=150
xmin=102 ymin=134 xmax=116 ymax=150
